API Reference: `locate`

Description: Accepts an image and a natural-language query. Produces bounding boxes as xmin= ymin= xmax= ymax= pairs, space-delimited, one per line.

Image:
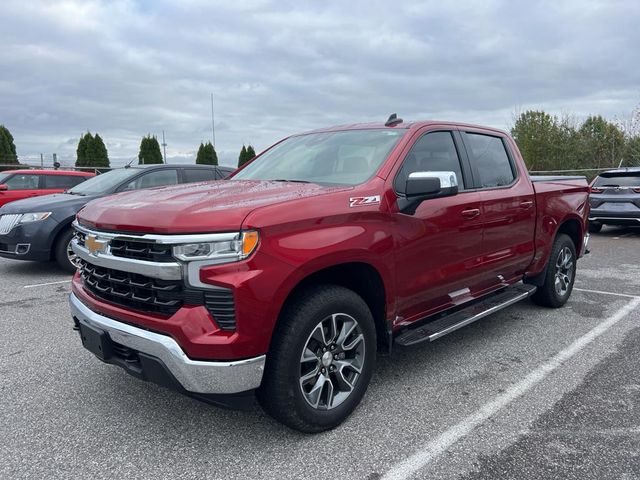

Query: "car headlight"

xmin=173 ymin=230 xmax=259 ymax=262
xmin=19 ymin=212 xmax=52 ymax=223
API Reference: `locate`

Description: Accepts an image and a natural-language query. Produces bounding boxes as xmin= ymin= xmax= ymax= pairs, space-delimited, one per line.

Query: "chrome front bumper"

xmin=69 ymin=292 xmax=265 ymax=394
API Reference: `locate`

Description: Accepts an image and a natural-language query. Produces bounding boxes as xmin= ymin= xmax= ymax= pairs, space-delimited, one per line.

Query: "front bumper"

xmin=70 ymin=292 xmax=265 ymax=395
xmin=0 ymin=220 xmax=55 ymax=261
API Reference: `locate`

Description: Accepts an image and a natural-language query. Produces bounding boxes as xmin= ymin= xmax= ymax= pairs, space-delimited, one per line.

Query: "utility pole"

xmin=210 ymin=93 xmax=216 ymax=147
xmin=162 ymin=130 xmax=167 ymax=163
xmin=40 ymin=153 xmax=43 ymax=168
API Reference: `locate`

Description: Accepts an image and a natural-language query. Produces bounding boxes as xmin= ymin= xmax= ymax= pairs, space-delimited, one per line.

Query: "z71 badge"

xmin=349 ymin=195 xmax=381 ymax=207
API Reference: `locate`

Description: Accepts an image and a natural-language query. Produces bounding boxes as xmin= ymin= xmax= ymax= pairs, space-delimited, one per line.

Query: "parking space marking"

xmin=23 ymin=279 xmax=71 ymax=288
xmin=382 ymin=296 xmax=640 ymax=480
xmin=574 ymin=287 xmax=640 ymax=299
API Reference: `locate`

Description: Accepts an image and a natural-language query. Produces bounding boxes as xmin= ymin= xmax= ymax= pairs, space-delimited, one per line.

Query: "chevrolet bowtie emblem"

xmin=85 ymin=235 xmax=108 ymax=256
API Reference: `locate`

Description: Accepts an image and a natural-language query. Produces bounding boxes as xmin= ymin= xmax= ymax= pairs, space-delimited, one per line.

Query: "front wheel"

xmin=257 ymin=284 xmax=376 ymax=433
xmin=532 ymin=233 xmax=577 ymax=308
xmin=54 ymin=228 xmax=79 ymax=273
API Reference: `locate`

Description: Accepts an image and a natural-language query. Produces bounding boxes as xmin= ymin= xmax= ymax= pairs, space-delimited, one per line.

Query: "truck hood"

xmin=0 ymin=193 xmax=97 ymax=215
xmin=77 ymin=180 xmax=348 ymax=233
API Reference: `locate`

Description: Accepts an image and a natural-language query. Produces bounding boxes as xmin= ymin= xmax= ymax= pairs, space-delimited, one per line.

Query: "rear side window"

xmin=44 ymin=175 xmax=87 ymax=189
xmin=464 ymin=133 xmax=516 ymax=188
xmin=394 ymin=131 xmax=465 ymax=192
xmin=183 ymin=169 xmax=216 ymax=183
xmin=124 ymin=169 xmax=179 ymax=190
xmin=216 ymin=168 xmax=233 ymax=179
xmin=4 ymin=174 xmax=41 ymax=190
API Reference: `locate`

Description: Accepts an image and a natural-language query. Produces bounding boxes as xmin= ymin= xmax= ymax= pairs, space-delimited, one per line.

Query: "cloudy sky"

xmin=1 ymin=0 xmax=639 ymax=168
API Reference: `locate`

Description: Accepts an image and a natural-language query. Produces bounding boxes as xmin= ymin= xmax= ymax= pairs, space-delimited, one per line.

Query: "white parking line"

xmin=382 ymin=297 xmax=640 ymax=480
xmin=574 ymin=287 xmax=640 ymax=299
xmin=23 ymin=280 xmax=70 ymax=289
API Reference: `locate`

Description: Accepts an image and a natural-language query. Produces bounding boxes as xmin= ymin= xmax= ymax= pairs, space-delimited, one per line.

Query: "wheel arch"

xmin=274 ymin=261 xmax=392 ymax=354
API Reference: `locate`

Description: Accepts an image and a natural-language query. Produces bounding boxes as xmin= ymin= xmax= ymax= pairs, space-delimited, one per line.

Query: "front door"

xmin=392 ymin=129 xmax=485 ymax=325
xmin=0 ymin=173 xmax=43 ymax=207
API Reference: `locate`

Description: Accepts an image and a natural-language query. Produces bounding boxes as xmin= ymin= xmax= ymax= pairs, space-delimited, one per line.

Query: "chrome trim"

xmin=408 ymin=171 xmax=458 ymax=188
xmin=70 ymin=292 xmax=264 ymax=394
xmin=74 ymin=221 xmax=239 ymax=245
xmin=71 ymin=240 xmax=182 ymax=280
xmin=589 ymin=217 xmax=640 ymax=222
xmin=0 ymin=243 xmax=30 ymax=255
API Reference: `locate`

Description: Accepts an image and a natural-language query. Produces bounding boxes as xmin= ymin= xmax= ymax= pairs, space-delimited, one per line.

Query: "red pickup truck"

xmin=69 ymin=117 xmax=589 ymax=432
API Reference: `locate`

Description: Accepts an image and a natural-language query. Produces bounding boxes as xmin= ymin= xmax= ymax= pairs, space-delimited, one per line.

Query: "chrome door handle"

xmin=520 ymin=201 xmax=534 ymax=209
xmin=461 ymin=208 xmax=480 ymax=219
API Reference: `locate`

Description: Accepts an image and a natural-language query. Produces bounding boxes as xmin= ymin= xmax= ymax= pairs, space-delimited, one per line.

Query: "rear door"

xmin=0 ymin=173 xmax=43 ymax=206
xmin=460 ymin=130 xmax=536 ymax=288
xmin=392 ymin=128 xmax=485 ymax=322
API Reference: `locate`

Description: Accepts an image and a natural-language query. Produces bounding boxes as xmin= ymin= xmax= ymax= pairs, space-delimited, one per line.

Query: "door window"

xmin=464 ymin=133 xmax=516 ymax=188
xmin=44 ymin=175 xmax=86 ymax=189
xmin=394 ymin=131 xmax=465 ymax=192
xmin=124 ymin=169 xmax=179 ymax=190
xmin=4 ymin=174 xmax=41 ymax=190
xmin=183 ymin=169 xmax=216 ymax=183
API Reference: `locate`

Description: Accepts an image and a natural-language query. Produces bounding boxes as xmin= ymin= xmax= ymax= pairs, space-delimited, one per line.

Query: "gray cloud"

xmin=1 ymin=0 xmax=639 ymax=168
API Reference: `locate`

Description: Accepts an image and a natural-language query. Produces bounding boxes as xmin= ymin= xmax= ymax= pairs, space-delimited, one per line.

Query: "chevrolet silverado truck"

xmin=69 ymin=116 xmax=589 ymax=432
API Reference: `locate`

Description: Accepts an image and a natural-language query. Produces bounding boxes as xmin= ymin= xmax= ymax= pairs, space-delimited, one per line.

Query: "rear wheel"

xmin=257 ymin=284 xmax=376 ymax=433
xmin=54 ymin=228 xmax=79 ymax=273
xmin=588 ymin=222 xmax=602 ymax=233
xmin=532 ymin=233 xmax=577 ymax=308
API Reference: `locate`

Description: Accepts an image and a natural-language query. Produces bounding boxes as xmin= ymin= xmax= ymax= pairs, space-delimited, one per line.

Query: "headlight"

xmin=173 ymin=230 xmax=259 ymax=262
xmin=19 ymin=212 xmax=52 ymax=223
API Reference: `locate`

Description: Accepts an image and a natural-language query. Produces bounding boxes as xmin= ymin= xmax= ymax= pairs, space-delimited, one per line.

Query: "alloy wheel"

xmin=299 ymin=313 xmax=365 ymax=410
xmin=554 ymin=246 xmax=574 ymax=296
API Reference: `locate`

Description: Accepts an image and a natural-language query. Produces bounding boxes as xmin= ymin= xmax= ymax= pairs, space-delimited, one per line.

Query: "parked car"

xmin=69 ymin=118 xmax=589 ymax=432
xmin=0 ymin=169 xmax=94 ymax=207
xmin=588 ymin=167 xmax=640 ymax=232
xmin=0 ymin=164 xmax=233 ymax=272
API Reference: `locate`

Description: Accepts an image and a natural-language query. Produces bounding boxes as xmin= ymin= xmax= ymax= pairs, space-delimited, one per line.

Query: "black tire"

xmin=54 ymin=228 xmax=78 ymax=273
xmin=588 ymin=222 xmax=602 ymax=233
xmin=257 ymin=284 xmax=376 ymax=433
xmin=531 ymin=233 xmax=577 ymax=308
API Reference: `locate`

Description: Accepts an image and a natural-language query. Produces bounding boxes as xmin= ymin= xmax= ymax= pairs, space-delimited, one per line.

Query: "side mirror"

xmin=398 ymin=171 xmax=459 ymax=214
xmin=0 ymin=184 xmax=8 ymax=192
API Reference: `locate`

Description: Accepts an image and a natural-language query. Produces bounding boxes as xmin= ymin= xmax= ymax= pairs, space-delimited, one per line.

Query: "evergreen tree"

xmin=246 ymin=145 xmax=256 ymax=161
xmin=138 ymin=135 xmax=163 ymax=164
xmin=238 ymin=145 xmax=249 ymax=167
xmin=196 ymin=142 xmax=218 ymax=165
xmin=92 ymin=134 xmax=110 ymax=168
xmin=0 ymin=125 xmax=18 ymax=164
xmin=76 ymin=133 xmax=88 ymax=167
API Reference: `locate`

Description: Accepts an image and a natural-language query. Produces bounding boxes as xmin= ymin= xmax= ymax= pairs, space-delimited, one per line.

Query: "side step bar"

xmin=394 ymin=284 xmax=537 ymax=346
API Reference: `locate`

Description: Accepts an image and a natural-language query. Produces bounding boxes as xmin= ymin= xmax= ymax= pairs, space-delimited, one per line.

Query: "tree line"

xmin=511 ymin=107 xmax=640 ymax=171
xmin=0 ymin=125 xmax=257 ymax=170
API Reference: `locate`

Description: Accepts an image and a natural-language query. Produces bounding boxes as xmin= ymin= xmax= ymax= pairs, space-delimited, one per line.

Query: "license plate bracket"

xmin=79 ymin=321 xmax=113 ymax=361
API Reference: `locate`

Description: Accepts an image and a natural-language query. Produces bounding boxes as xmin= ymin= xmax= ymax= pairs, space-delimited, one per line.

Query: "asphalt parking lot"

xmin=1 ymin=227 xmax=639 ymax=480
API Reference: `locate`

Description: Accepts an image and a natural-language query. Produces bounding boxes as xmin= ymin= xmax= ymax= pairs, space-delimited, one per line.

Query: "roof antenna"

xmin=124 ymin=157 xmax=136 ymax=168
xmin=385 ymin=113 xmax=403 ymax=127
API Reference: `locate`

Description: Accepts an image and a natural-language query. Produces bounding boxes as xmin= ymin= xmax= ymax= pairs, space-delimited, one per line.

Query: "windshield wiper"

xmin=271 ymin=179 xmax=312 ymax=184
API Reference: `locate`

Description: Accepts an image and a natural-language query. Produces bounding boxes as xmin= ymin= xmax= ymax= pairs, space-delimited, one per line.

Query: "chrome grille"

xmin=0 ymin=214 xmax=21 ymax=235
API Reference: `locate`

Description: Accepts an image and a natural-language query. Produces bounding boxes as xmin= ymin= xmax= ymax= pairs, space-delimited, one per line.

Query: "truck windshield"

xmin=232 ymin=129 xmax=406 ymax=186
xmin=68 ymin=168 xmax=141 ymax=195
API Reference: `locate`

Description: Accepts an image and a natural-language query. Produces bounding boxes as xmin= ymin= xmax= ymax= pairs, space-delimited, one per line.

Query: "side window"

xmin=464 ymin=133 xmax=516 ymax=188
xmin=44 ymin=175 xmax=85 ymax=189
xmin=394 ymin=131 xmax=464 ymax=192
xmin=4 ymin=174 xmax=41 ymax=190
xmin=183 ymin=169 xmax=215 ymax=183
xmin=216 ymin=168 xmax=232 ymax=179
xmin=124 ymin=169 xmax=178 ymax=190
